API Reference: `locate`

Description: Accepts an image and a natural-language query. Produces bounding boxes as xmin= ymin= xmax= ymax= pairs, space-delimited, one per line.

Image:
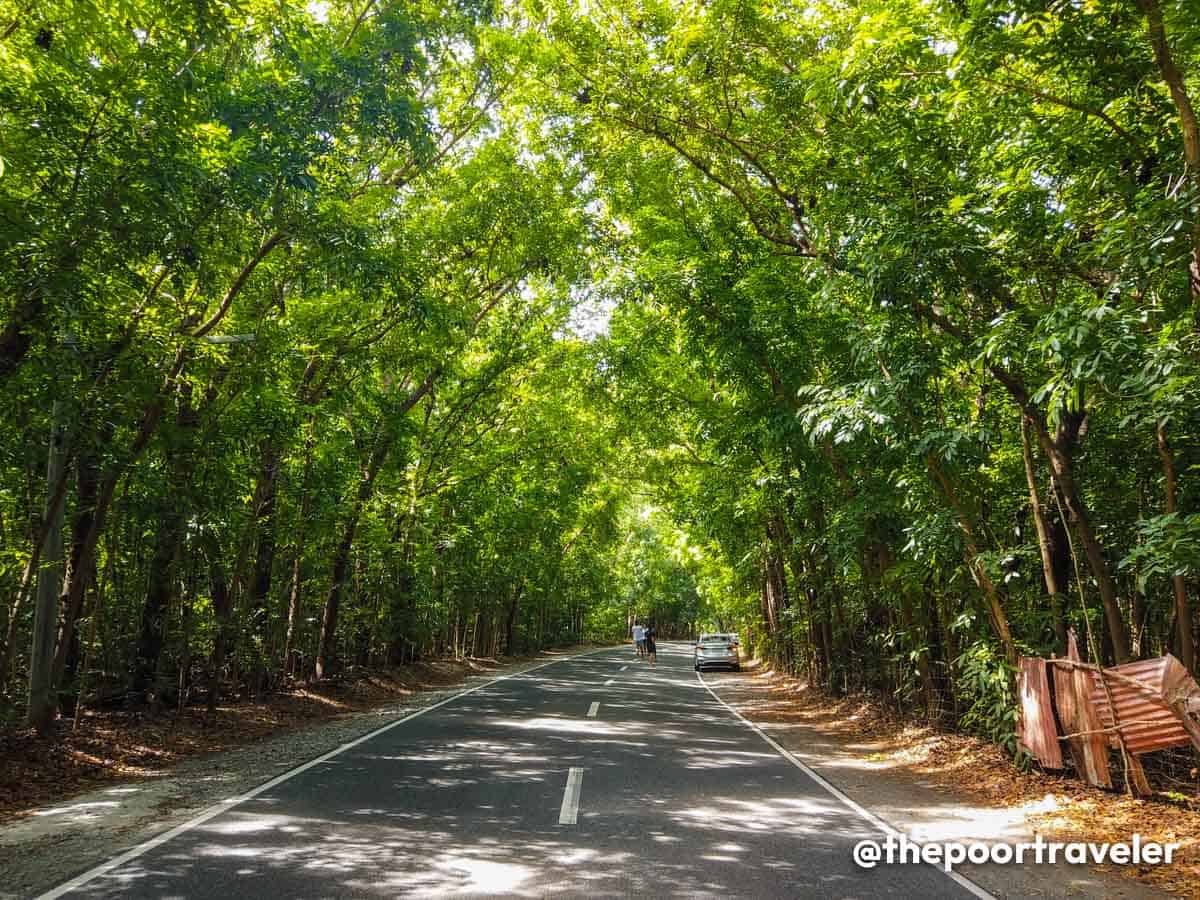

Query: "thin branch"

xmin=190 ymin=230 xmax=287 ymax=338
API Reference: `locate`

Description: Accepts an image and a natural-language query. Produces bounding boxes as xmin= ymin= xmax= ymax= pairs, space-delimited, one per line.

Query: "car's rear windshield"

xmin=701 ymin=636 xmax=730 ymax=644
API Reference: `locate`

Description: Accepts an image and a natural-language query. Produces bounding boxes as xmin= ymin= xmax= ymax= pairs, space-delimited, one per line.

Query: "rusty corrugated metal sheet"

xmin=1090 ymin=656 xmax=1200 ymax=754
xmin=1054 ymin=631 xmax=1110 ymax=787
xmin=1018 ymin=657 xmax=1062 ymax=767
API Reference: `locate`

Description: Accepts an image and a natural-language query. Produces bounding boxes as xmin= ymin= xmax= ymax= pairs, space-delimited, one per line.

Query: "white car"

xmin=694 ymin=633 xmax=740 ymax=672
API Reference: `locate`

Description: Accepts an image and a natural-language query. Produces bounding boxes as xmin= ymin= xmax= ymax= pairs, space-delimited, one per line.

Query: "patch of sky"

xmin=307 ymin=0 xmax=330 ymax=24
xmin=562 ymin=283 xmax=617 ymax=342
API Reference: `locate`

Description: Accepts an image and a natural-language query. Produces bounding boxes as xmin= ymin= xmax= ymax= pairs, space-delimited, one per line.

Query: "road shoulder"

xmin=702 ymin=667 xmax=1185 ymax=900
xmin=0 ymin=647 xmax=600 ymax=900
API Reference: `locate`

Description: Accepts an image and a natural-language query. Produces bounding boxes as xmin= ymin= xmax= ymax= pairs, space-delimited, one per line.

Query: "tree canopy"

xmin=2 ymin=0 xmax=1199 ymax=754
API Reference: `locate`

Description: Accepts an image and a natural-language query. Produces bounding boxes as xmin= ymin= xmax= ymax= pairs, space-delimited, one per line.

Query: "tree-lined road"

xmin=43 ymin=645 xmax=983 ymax=899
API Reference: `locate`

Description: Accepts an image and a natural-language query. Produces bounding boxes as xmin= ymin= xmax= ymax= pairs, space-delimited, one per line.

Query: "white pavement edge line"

xmin=587 ymin=701 xmax=600 ymax=717
xmin=696 ymin=673 xmax=995 ymax=900
xmin=558 ymin=767 xmax=584 ymax=825
xmin=37 ymin=647 xmax=614 ymax=900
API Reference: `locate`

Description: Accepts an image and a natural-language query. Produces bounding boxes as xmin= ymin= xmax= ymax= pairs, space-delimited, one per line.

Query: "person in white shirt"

xmin=632 ymin=623 xmax=645 ymax=656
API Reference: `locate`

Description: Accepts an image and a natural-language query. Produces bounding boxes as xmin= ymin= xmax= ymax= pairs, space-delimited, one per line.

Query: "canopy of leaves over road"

xmin=1 ymin=0 xmax=1198 ymax=757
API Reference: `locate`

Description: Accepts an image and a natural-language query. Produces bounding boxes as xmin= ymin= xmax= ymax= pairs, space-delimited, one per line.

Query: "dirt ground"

xmin=712 ymin=660 xmax=1200 ymax=899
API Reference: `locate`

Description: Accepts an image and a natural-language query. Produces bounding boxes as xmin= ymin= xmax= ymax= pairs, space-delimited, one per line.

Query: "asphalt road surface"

xmin=41 ymin=643 xmax=987 ymax=899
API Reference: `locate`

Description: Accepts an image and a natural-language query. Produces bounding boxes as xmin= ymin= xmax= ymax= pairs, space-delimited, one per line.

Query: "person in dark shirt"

xmin=644 ymin=625 xmax=657 ymax=666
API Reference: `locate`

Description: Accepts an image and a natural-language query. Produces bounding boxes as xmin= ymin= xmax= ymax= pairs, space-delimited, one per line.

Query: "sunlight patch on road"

xmin=428 ymin=855 xmax=534 ymax=893
xmin=203 ymin=814 xmax=299 ymax=835
xmin=492 ymin=716 xmax=629 ymax=736
xmin=32 ymin=800 xmax=120 ymax=819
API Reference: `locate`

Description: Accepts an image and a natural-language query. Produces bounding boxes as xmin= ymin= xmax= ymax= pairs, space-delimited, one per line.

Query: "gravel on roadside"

xmin=0 ymin=647 xmax=602 ymax=899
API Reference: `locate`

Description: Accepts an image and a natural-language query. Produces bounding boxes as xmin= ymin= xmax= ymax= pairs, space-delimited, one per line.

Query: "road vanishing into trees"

xmin=40 ymin=645 xmax=985 ymax=899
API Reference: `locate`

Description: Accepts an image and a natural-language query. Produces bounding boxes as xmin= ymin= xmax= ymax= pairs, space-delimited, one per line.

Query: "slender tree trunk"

xmin=1021 ymin=415 xmax=1067 ymax=648
xmin=504 ymin=583 xmax=523 ymax=655
xmin=315 ymin=369 xmax=439 ymax=678
xmin=283 ymin=429 xmax=315 ymax=677
xmin=57 ymin=348 xmax=191 ymax=693
xmin=0 ymin=550 xmax=37 ymax=698
xmin=316 ymin=523 xmax=358 ymax=680
xmin=1034 ymin=430 xmax=1131 ymax=663
xmin=767 ymin=550 xmax=794 ymax=672
xmin=911 ymin=316 xmax=1128 ymax=662
xmin=51 ymin=438 xmax=103 ymax=688
xmin=1134 ymin=0 xmax=1200 ymax=306
xmin=27 ymin=402 xmax=67 ymax=732
xmin=315 ymin=466 xmax=381 ymax=679
xmin=247 ymin=440 xmax=280 ymax=696
xmin=994 ymin=374 xmax=1130 ymax=663
xmin=926 ymin=454 xmax=1018 ymax=667
xmin=133 ymin=381 xmax=198 ymax=699
xmin=807 ymin=502 xmax=842 ymax=692
xmin=897 ymin=580 xmax=939 ymax=721
xmin=206 ymin=547 xmax=232 ymax=716
xmin=1158 ymin=421 xmax=1195 ymax=672
xmin=177 ymin=559 xmax=196 ymax=713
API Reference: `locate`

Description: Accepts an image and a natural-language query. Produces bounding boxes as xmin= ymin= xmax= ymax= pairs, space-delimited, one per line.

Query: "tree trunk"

xmin=0 ymin=550 xmax=38 ymax=699
xmin=925 ymin=454 xmax=1018 ymax=667
xmin=316 ymin=523 xmax=357 ymax=680
xmin=988 ymin=372 xmax=1131 ymax=663
xmin=315 ymin=470 xmax=384 ymax=679
xmin=206 ymin=548 xmax=232 ymax=716
xmin=1158 ymin=421 xmax=1195 ymax=673
xmin=504 ymin=583 xmax=523 ymax=656
xmin=247 ymin=440 xmax=281 ymax=696
xmin=57 ymin=348 xmax=192 ymax=696
xmin=1021 ymin=414 xmax=1067 ymax=648
xmin=1134 ymin=0 xmax=1200 ymax=306
xmin=133 ymin=381 xmax=198 ymax=699
xmin=51 ymin=438 xmax=103 ymax=688
xmin=898 ymin=579 xmax=940 ymax=721
xmin=283 ymin=429 xmax=315 ymax=678
xmin=1034 ymin=428 xmax=1131 ymax=663
xmin=315 ymin=369 xmax=440 ymax=678
xmin=27 ymin=402 xmax=67 ymax=733
xmin=808 ymin=502 xmax=842 ymax=692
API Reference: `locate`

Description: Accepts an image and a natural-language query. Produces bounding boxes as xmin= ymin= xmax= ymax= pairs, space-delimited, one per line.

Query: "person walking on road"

xmin=644 ymin=624 xmax=657 ymax=666
xmin=632 ymin=622 xmax=645 ymax=657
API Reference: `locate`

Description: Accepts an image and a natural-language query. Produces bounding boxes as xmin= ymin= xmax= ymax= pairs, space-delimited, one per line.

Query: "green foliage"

xmin=956 ymin=641 xmax=1019 ymax=754
xmin=2 ymin=0 xmax=1199 ymax=771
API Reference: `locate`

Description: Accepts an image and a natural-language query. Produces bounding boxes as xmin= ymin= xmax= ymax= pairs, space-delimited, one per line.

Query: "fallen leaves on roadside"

xmin=0 ymin=653 xmax=541 ymax=824
xmin=739 ymin=660 xmax=1200 ymax=899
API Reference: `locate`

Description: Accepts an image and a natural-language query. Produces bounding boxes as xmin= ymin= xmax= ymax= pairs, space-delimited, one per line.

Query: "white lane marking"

xmin=696 ymin=673 xmax=995 ymax=900
xmin=558 ymin=767 xmax=584 ymax=825
xmin=37 ymin=648 xmax=614 ymax=900
xmin=587 ymin=701 xmax=600 ymax=717
xmin=604 ymin=678 xmax=614 ymax=685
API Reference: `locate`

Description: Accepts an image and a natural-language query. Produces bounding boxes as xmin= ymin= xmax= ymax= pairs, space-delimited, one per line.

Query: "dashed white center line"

xmin=587 ymin=701 xmax=600 ymax=717
xmin=559 ymin=767 xmax=584 ymax=825
xmin=604 ymin=678 xmax=614 ymax=685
